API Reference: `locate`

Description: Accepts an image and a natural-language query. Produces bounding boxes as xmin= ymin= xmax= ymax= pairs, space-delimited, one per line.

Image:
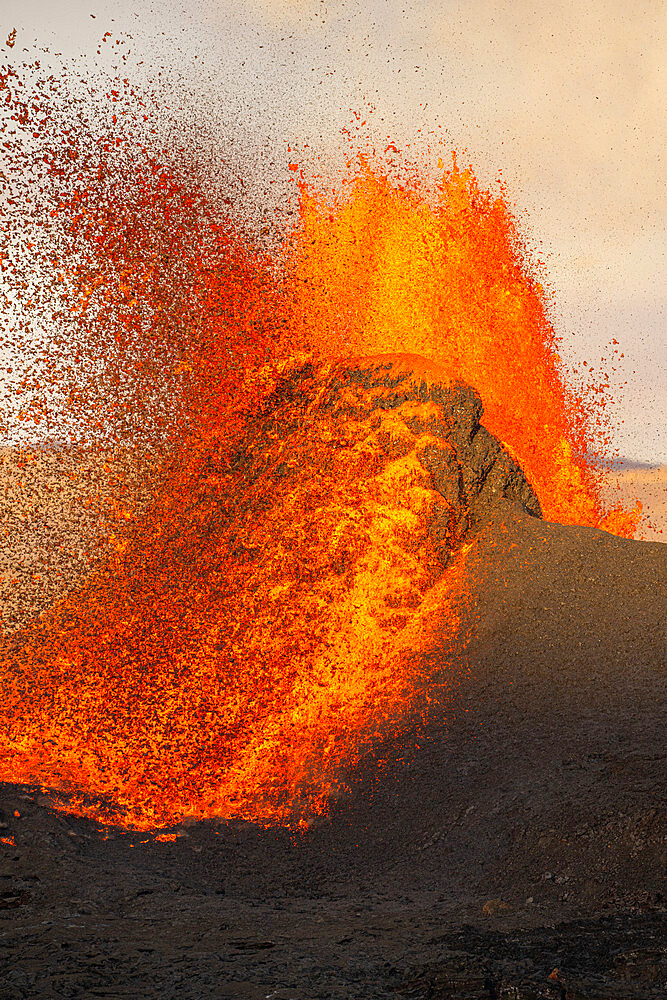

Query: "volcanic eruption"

xmin=2 ymin=23 xmax=664 ymax=1000
xmin=0 ymin=58 xmax=643 ymax=834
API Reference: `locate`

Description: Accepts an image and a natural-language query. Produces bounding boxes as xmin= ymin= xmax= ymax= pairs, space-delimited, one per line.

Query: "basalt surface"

xmin=252 ymin=352 xmax=542 ymax=536
xmin=1 ymin=357 xmax=665 ymax=999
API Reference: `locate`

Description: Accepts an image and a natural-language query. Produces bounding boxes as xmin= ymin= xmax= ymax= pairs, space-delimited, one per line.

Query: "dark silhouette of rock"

xmin=256 ymin=353 xmax=541 ymax=549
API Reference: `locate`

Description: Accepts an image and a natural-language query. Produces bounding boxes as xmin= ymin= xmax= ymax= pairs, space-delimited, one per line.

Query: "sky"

xmin=1 ymin=0 xmax=665 ymax=461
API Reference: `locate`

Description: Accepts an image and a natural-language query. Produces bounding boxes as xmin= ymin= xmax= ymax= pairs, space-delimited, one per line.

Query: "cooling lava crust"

xmin=1 ymin=356 xmax=665 ymax=999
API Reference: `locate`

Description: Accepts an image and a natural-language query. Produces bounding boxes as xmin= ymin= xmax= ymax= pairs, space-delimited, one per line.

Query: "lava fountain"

xmin=2 ymin=354 xmax=541 ymax=829
xmin=0 ymin=59 xmax=640 ymax=829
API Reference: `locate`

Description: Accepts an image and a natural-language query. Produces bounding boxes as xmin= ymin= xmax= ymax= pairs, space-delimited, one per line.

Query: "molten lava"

xmin=3 ymin=355 xmax=508 ymax=828
xmin=282 ymin=164 xmax=637 ymax=535
xmin=0 ymin=60 xmax=640 ymax=828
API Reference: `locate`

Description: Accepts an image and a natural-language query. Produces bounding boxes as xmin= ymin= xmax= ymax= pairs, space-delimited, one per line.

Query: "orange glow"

xmin=0 ymin=61 xmax=640 ymax=828
xmin=280 ymin=160 xmax=639 ymax=535
xmin=1 ymin=356 xmax=470 ymax=829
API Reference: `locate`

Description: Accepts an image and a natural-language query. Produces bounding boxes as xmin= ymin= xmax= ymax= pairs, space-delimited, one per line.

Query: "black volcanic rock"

xmin=1 ymin=512 xmax=664 ymax=998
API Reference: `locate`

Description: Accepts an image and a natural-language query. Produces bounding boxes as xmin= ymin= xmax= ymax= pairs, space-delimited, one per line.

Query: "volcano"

xmin=0 ymin=63 xmax=662 ymax=990
xmin=1 ymin=356 xmax=665 ymax=999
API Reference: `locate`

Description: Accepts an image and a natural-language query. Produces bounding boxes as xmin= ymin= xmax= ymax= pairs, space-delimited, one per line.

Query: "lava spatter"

xmin=2 ymin=354 xmax=541 ymax=829
xmin=281 ymin=161 xmax=639 ymax=535
xmin=0 ymin=54 xmax=641 ymax=830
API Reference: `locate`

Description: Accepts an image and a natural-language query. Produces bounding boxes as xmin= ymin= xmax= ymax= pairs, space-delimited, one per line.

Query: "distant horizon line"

xmin=0 ymin=439 xmax=665 ymax=471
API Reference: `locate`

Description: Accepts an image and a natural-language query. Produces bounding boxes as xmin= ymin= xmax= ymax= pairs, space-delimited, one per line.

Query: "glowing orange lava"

xmin=2 ymin=355 xmax=472 ymax=829
xmin=0 ymin=60 xmax=640 ymax=828
xmin=280 ymin=160 xmax=638 ymax=535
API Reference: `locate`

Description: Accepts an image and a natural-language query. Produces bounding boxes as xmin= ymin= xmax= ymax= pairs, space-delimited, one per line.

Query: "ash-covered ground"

xmin=1 ymin=499 xmax=664 ymax=999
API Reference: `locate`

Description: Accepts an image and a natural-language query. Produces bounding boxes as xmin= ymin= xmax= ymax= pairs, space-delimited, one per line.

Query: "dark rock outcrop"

xmin=240 ymin=351 xmax=541 ymax=559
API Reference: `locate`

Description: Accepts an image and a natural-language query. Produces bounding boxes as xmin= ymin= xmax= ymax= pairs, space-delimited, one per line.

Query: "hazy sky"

xmin=1 ymin=0 xmax=665 ymax=460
